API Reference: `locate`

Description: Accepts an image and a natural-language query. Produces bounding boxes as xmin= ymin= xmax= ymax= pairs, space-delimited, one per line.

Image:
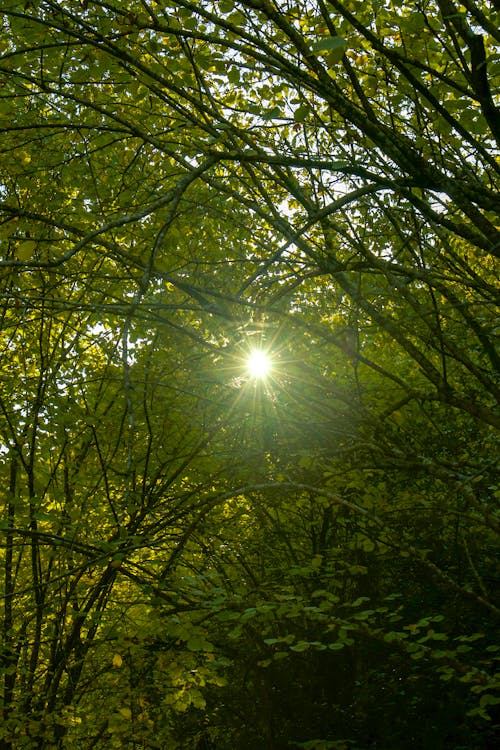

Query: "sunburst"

xmin=246 ymin=349 xmax=272 ymax=379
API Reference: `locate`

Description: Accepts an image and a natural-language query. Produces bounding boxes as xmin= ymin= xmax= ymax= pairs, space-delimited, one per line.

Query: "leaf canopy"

xmin=1 ymin=1 xmax=499 ymax=748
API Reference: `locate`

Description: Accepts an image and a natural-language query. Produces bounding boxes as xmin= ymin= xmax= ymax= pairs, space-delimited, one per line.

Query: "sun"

xmin=247 ymin=349 xmax=272 ymax=379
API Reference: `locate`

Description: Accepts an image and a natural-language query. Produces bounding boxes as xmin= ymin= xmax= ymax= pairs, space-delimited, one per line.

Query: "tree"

xmin=1 ymin=1 xmax=498 ymax=748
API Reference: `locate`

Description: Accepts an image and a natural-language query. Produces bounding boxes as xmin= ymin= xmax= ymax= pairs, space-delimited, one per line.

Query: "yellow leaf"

xmin=118 ymin=707 xmax=132 ymax=720
xmin=112 ymin=653 xmax=123 ymax=668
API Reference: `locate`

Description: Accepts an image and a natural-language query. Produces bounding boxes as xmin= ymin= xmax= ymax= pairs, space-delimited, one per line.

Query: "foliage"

xmin=0 ymin=1 xmax=499 ymax=748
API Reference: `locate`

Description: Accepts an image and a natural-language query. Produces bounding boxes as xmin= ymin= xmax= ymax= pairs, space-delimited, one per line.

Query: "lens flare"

xmin=247 ymin=349 xmax=272 ymax=379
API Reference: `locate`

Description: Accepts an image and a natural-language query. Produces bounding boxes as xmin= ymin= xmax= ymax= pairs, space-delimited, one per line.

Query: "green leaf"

xmin=430 ymin=632 xmax=448 ymax=641
xmin=311 ymin=36 xmax=347 ymax=53
xmin=294 ymin=105 xmax=310 ymax=122
xmin=353 ymin=609 xmax=375 ymax=621
xmin=351 ymin=596 xmax=370 ymax=607
xmin=262 ymin=106 xmax=283 ymax=120
xmin=311 ymin=36 xmax=347 ymax=63
xmin=479 ymin=694 xmax=500 ymax=709
xmin=219 ymin=0 xmax=235 ymax=14
xmin=15 ymin=240 xmax=37 ymax=260
xmin=290 ymin=641 xmax=310 ymax=652
xmin=186 ymin=638 xmax=215 ymax=652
